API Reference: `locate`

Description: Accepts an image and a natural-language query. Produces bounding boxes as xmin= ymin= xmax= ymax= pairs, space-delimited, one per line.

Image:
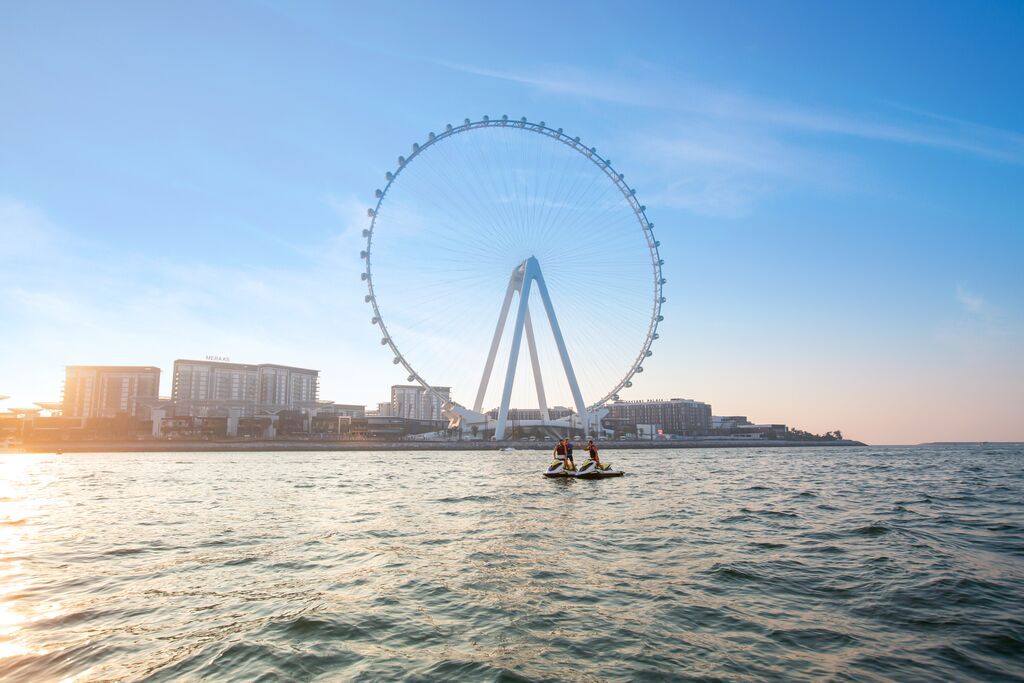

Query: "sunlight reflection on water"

xmin=0 ymin=446 xmax=1022 ymax=681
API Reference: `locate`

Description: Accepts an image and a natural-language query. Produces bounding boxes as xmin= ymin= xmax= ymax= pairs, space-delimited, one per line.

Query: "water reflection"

xmin=0 ymin=447 xmax=1021 ymax=681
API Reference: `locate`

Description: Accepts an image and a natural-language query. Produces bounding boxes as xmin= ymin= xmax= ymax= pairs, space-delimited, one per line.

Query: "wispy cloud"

xmin=0 ymin=197 xmax=60 ymax=259
xmin=629 ymin=123 xmax=853 ymax=216
xmin=956 ymin=284 xmax=989 ymax=315
xmin=0 ymin=198 xmax=384 ymax=406
xmin=437 ymin=61 xmax=1024 ymax=165
xmin=936 ymin=284 xmax=1023 ymax=365
xmin=432 ymin=60 xmax=1024 ymax=217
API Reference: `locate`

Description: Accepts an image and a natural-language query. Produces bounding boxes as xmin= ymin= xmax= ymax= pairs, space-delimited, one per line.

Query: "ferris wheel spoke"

xmin=365 ymin=118 xmax=664 ymax=415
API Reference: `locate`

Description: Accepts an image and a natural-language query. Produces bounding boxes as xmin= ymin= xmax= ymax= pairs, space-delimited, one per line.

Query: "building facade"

xmin=484 ymin=406 xmax=575 ymax=421
xmin=171 ymin=359 xmax=319 ymax=417
xmin=390 ymin=385 xmax=450 ymax=421
xmin=62 ymin=366 xmax=161 ymax=418
xmin=607 ymin=398 xmax=712 ymax=436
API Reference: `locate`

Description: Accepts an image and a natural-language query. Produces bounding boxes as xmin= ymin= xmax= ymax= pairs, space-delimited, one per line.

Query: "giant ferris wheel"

xmin=361 ymin=116 xmax=665 ymax=439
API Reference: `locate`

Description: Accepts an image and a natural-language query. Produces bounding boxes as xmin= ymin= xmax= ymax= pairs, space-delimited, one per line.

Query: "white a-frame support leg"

xmin=474 ymin=256 xmax=588 ymax=440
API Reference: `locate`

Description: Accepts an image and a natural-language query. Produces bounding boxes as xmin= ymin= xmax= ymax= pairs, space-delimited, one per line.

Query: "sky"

xmin=1 ymin=0 xmax=1022 ymax=444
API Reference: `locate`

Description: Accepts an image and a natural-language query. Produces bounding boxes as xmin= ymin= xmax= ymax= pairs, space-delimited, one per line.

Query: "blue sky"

xmin=1 ymin=1 xmax=1022 ymax=443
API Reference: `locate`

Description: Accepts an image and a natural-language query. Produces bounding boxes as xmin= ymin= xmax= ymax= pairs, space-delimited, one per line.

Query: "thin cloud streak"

xmin=437 ymin=60 xmax=1024 ymax=165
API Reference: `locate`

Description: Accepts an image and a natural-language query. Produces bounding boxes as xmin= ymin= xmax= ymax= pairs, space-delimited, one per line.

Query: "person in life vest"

xmin=553 ymin=439 xmax=568 ymax=468
xmin=564 ymin=437 xmax=575 ymax=470
xmin=584 ymin=439 xmax=602 ymax=468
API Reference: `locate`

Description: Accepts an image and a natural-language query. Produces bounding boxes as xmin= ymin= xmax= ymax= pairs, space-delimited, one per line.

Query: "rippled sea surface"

xmin=1 ymin=446 xmax=1023 ymax=681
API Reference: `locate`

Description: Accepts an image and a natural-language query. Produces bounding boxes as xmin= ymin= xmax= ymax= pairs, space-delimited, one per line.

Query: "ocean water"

xmin=1 ymin=445 xmax=1022 ymax=681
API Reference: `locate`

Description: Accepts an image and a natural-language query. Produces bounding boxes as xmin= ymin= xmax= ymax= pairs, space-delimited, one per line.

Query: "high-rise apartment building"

xmin=62 ymin=366 xmax=161 ymax=418
xmin=171 ymin=359 xmax=319 ymax=417
xmin=607 ymin=398 xmax=712 ymax=435
xmin=390 ymin=385 xmax=450 ymax=421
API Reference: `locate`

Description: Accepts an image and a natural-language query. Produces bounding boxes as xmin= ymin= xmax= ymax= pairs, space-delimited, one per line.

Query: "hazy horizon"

xmin=2 ymin=1 xmax=1022 ymax=444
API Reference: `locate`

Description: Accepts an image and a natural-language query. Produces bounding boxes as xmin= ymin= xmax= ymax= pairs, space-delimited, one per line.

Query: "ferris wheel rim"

xmin=360 ymin=116 xmax=665 ymax=412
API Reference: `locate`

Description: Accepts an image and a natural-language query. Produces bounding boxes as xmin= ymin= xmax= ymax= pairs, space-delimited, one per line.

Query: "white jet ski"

xmin=572 ymin=459 xmax=624 ymax=479
xmin=543 ymin=459 xmax=576 ymax=478
xmin=543 ymin=458 xmax=624 ymax=479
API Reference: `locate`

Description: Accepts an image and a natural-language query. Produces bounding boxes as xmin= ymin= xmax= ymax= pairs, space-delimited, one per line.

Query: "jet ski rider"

xmin=553 ymin=439 xmax=574 ymax=470
xmin=585 ymin=439 xmax=601 ymax=468
xmin=564 ymin=438 xmax=575 ymax=470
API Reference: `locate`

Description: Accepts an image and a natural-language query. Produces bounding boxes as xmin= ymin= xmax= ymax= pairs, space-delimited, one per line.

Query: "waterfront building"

xmin=712 ymin=415 xmax=752 ymax=431
xmin=484 ymin=406 xmax=574 ymax=421
xmin=390 ymin=385 xmax=450 ymax=421
xmin=171 ymin=359 xmax=319 ymax=417
xmin=712 ymin=415 xmax=788 ymax=438
xmin=316 ymin=403 xmax=365 ymax=418
xmin=62 ymin=366 xmax=161 ymax=418
xmin=607 ymin=398 xmax=712 ymax=436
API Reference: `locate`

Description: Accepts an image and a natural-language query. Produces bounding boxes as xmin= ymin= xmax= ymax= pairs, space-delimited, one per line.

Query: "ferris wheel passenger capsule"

xmin=657 ymin=315 xmax=664 ymax=322
xmin=464 ymin=118 xmax=471 ymax=125
xmin=625 ymin=381 xmax=633 ymax=388
xmin=362 ymin=229 xmax=370 ymax=237
xmin=375 ymin=189 xmax=383 ymax=198
xmin=393 ymin=357 xmax=401 ymax=364
xmin=659 ymin=297 xmax=666 ymax=303
xmin=385 ymin=171 xmax=394 ymax=181
xmin=539 ymin=121 xmax=545 ymax=127
xmin=428 ymin=132 xmax=435 ymax=140
xmin=361 ymin=272 xmax=369 ymax=281
xmin=381 ymin=337 xmax=389 ymax=345
xmin=520 ymin=117 xmax=527 ymax=123
xmin=636 ymin=366 xmax=644 ymax=373
xmin=645 ymin=350 xmax=653 ymax=357
xmin=360 ymin=250 xmax=368 ymax=259
xmin=483 ymin=115 xmax=489 ymax=122
xmin=502 ymin=114 xmax=508 ymax=121
xmin=364 ymin=294 xmax=372 ymax=303
xmin=413 ymin=143 xmax=420 ymax=152
xmin=397 ymin=156 xmax=405 ymax=165
xmin=407 ymin=375 xmax=415 ymax=382
xmin=371 ymin=316 xmax=379 ymax=324
xmin=446 ymin=124 xmax=453 ymax=131
xmin=367 ymin=208 xmax=375 ymax=217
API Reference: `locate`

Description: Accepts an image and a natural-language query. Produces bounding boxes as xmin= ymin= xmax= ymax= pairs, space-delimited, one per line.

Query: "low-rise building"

xmin=607 ymin=398 xmax=712 ymax=436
